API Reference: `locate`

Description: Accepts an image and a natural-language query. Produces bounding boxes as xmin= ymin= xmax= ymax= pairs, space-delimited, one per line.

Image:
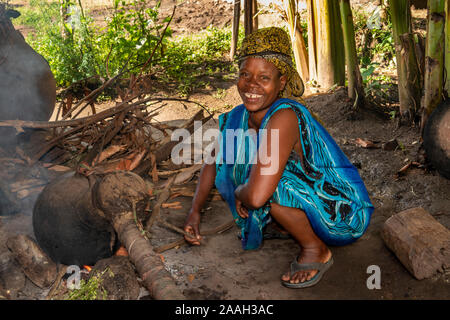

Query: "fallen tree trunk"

xmin=93 ymin=171 xmax=185 ymax=300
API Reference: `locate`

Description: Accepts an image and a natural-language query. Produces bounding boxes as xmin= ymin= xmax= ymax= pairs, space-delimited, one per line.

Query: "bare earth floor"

xmin=1 ymin=0 xmax=448 ymax=301
xmin=1 ymin=86 xmax=449 ymax=300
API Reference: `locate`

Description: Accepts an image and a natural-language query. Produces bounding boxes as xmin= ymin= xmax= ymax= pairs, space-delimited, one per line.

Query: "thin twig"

xmin=156 ymin=217 xmax=193 ymax=238
xmin=153 ymin=219 xmax=235 ymax=253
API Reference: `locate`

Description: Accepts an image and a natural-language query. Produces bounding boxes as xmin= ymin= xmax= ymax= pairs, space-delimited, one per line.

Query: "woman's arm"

xmin=235 ymin=108 xmax=300 ymax=210
xmin=183 ymin=162 xmax=216 ymax=245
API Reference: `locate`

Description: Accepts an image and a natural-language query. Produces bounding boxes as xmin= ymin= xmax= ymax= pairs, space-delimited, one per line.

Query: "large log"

xmin=93 ymin=171 xmax=185 ymax=300
xmin=6 ymin=234 xmax=57 ymax=288
xmin=382 ymin=207 xmax=450 ymax=280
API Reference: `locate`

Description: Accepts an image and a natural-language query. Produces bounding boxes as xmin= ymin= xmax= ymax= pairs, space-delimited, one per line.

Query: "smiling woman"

xmin=183 ymin=27 xmax=374 ymax=289
xmin=237 ymin=58 xmax=287 ymax=119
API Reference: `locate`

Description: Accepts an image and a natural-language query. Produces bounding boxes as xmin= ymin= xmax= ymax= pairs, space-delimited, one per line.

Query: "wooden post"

xmin=59 ymin=0 xmax=71 ymax=39
xmin=230 ymin=0 xmax=241 ymax=59
xmin=244 ymin=0 xmax=253 ymax=36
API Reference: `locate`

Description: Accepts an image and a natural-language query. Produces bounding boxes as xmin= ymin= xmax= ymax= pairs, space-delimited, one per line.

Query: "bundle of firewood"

xmin=0 ymin=94 xmax=214 ymax=217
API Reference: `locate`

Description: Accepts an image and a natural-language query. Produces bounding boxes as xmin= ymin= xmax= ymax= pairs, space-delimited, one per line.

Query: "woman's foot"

xmin=281 ymin=246 xmax=332 ymax=284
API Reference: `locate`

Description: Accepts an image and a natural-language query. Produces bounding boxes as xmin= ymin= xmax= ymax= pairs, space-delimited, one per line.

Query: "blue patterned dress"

xmin=214 ymin=98 xmax=374 ymax=250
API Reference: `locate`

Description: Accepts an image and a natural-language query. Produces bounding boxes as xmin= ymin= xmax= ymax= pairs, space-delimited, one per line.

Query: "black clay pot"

xmin=32 ymin=173 xmax=117 ymax=266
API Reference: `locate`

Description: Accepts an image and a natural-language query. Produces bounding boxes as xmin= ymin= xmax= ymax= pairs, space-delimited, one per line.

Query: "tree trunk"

xmin=422 ymin=0 xmax=445 ymax=132
xmin=284 ymin=0 xmax=309 ymax=82
xmin=253 ymin=0 xmax=258 ymax=30
xmin=94 ymin=171 xmax=184 ymax=300
xmin=329 ymin=0 xmax=345 ymax=86
xmin=230 ymin=0 xmax=240 ymax=59
xmin=244 ymin=0 xmax=253 ymax=36
xmin=307 ymin=0 xmax=318 ymax=82
xmin=307 ymin=0 xmax=345 ymax=89
xmin=389 ymin=0 xmax=422 ymax=124
xmin=444 ymin=0 xmax=450 ymax=97
xmin=339 ymin=0 xmax=364 ymax=107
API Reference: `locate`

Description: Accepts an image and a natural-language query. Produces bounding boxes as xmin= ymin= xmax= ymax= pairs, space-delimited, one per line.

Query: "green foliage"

xmin=15 ymin=0 xmax=240 ymax=95
xmin=352 ymin=7 xmax=395 ymax=103
xmin=158 ymin=26 xmax=242 ymax=95
xmin=103 ymin=0 xmax=171 ymax=75
xmin=21 ymin=0 xmax=170 ymax=87
xmin=66 ymin=268 xmax=112 ymax=300
xmin=21 ymin=1 xmax=97 ymax=86
xmin=353 ymin=8 xmax=395 ymax=69
xmin=13 ymin=0 xmax=59 ymax=30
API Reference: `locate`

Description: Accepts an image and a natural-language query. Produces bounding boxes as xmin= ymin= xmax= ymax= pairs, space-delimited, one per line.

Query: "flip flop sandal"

xmin=281 ymin=256 xmax=334 ymax=289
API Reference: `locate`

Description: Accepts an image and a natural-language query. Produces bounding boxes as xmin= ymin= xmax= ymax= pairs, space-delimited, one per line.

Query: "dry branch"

xmin=146 ymin=176 xmax=176 ymax=231
xmin=154 ymin=219 xmax=235 ymax=254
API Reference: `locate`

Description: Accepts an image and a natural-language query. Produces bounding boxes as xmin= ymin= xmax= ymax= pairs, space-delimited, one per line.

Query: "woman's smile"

xmin=237 ymin=57 xmax=287 ymax=115
xmin=244 ymin=93 xmax=263 ymax=99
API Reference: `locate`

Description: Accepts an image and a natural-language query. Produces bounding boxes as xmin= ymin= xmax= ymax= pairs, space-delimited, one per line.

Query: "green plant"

xmin=360 ymin=61 xmax=394 ymax=99
xmin=16 ymin=0 xmax=244 ymax=95
xmin=353 ymin=8 xmax=395 ymax=69
xmin=103 ymin=0 xmax=171 ymax=75
xmin=214 ymin=88 xmax=227 ymax=99
xmin=66 ymin=268 xmax=113 ymax=300
xmin=388 ymin=110 xmax=396 ymax=120
xmin=157 ymin=26 xmax=244 ymax=95
xmin=20 ymin=0 xmax=171 ymax=87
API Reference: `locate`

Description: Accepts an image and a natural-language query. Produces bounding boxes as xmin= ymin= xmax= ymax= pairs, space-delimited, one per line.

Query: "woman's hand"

xmin=235 ymin=197 xmax=249 ymax=219
xmin=183 ymin=210 xmax=202 ymax=245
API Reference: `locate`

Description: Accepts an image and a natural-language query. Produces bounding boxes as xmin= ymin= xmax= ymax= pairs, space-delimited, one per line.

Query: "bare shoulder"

xmin=266 ymin=107 xmax=299 ymax=131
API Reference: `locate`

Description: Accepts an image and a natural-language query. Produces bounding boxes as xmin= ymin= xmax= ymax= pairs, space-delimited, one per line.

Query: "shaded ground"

xmin=148 ymin=87 xmax=450 ymax=300
xmin=2 ymin=86 xmax=449 ymax=300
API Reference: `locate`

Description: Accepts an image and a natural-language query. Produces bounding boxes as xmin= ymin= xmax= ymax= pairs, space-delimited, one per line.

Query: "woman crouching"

xmin=183 ymin=27 xmax=374 ymax=288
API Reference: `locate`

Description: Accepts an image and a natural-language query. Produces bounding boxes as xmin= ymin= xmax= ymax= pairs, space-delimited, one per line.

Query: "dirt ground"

xmin=147 ymin=86 xmax=450 ymax=300
xmin=2 ymin=85 xmax=449 ymax=300
xmin=1 ymin=0 xmax=449 ymax=300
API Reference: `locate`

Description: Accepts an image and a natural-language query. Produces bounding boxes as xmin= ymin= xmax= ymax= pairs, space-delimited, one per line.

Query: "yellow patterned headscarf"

xmin=237 ymin=27 xmax=305 ymax=100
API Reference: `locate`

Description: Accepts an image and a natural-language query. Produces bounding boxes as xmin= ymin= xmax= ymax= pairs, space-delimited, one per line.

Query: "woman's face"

xmin=237 ymin=57 xmax=287 ymax=113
